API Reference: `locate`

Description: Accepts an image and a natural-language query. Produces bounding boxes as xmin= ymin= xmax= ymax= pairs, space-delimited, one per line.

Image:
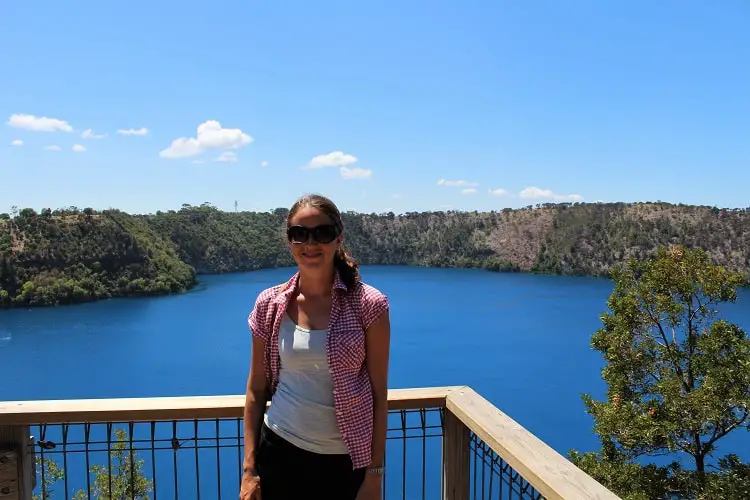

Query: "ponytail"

xmin=334 ymin=245 xmax=360 ymax=290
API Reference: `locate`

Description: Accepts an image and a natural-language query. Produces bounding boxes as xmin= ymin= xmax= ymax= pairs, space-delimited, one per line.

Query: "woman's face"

xmin=286 ymin=206 xmax=342 ymax=271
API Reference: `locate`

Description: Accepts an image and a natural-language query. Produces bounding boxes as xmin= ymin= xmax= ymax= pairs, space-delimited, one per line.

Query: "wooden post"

xmin=0 ymin=426 xmax=33 ymax=500
xmin=442 ymin=409 xmax=470 ymax=500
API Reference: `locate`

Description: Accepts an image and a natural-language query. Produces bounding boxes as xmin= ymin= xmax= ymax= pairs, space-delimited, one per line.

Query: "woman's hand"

xmin=355 ymin=474 xmax=382 ymax=500
xmin=239 ymin=469 xmax=261 ymax=500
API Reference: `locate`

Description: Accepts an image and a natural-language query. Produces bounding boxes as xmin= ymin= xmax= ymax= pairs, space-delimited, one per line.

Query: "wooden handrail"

xmin=0 ymin=386 xmax=459 ymax=425
xmin=0 ymin=385 xmax=621 ymax=499
xmin=445 ymin=386 xmax=620 ymax=500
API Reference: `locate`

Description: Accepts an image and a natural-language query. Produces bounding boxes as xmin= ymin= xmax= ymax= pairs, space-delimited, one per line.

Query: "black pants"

xmin=256 ymin=423 xmax=366 ymax=499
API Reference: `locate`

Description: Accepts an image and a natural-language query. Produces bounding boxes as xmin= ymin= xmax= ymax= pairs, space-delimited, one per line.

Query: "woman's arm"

xmin=243 ymin=336 xmax=270 ymax=475
xmin=364 ymin=309 xmax=391 ymax=474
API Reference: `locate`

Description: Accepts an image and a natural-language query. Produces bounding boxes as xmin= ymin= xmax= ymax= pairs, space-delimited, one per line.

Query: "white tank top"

xmin=263 ymin=314 xmax=348 ymax=454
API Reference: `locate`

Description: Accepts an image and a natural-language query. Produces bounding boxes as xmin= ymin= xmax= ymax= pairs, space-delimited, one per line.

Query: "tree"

xmin=32 ymin=457 xmax=64 ymax=500
xmin=571 ymin=245 xmax=750 ymax=499
xmin=33 ymin=429 xmax=152 ymax=500
xmin=72 ymin=428 xmax=153 ymax=499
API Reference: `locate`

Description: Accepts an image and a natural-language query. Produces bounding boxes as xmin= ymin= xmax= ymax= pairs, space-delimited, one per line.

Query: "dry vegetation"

xmin=1 ymin=201 xmax=748 ymax=307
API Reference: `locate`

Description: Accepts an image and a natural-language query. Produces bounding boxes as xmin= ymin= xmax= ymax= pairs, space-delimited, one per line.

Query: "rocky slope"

xmin=1 ymin=201 xmax=748 ymax=308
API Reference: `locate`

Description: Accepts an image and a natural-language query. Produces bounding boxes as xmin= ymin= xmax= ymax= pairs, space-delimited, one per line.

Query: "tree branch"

xmin=686 ymin=293 xmax=696 ymax=392
xmin=704 ymin=407 xmax=749 ymax=450
xmin=644 ymin=304 xmax=690 ymax=393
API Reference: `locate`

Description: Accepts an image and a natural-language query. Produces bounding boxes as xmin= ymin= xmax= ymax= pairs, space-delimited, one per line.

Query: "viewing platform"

xmin=0 ymin=386 xmax=620 ymax=499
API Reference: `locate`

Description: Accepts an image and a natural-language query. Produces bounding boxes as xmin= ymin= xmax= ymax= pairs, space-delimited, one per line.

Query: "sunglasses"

xmin=287 ymin=224 xmax=340 ymax=244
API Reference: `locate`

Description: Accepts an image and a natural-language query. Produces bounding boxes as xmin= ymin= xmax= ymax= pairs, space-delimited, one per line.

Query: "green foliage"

xmin=0 ymin=209 xmax=195 ymax=308
xmin=32 ymin=457 xmax=64 ymax=500
xmin=33 ymin=429 xmax=153 ymax=500
xmin=73 ymin=429 xmax=153 ymax=499
xmin=2 ymin=201 xmax=749 ymax=308
xmin=570 ymin=449 xmax=750 ymax=499
xmin=570 ymin=245 xmax=750 ymax=499
xmin=568 ymin=448 xmax=676 ymax=500
xmin=534 ymin=202 xmax=750 ymax=278
xmin=144 ymin=203 xmax=292 ymax=273
xmin=137 ymin=202 xmax=750 ymax=279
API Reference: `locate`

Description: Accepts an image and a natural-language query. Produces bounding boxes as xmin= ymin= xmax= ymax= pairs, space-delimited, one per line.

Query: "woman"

xmin=240 ymin=194 xmax=391 ymax=500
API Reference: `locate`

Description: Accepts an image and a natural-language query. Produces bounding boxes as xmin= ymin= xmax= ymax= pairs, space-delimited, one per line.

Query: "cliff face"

xmin=336 ymin=202 xmax=750 ymax=277
xmin=1 ymin=201 xmax=748 ymax=308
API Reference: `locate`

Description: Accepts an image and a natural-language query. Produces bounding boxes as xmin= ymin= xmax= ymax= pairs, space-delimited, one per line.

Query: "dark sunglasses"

xmin=287 ymin=224 xmax=340 ymax=244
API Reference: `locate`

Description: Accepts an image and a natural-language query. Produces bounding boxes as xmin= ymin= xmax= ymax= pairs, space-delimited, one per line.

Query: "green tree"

xmin=32 ymin=457 xmax=65 ymax=500
xmin=33 ymin=429 xmax=152 ymax=500
xmin=571 ymin=245 xmax=750 ymax=499
xmin=73 ymin=429 xmax=153 ymax=499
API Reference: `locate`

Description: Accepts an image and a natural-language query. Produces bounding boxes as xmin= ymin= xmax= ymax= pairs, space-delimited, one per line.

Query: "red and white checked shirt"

xmin=247 ymin=270 xmax=389 ymax=469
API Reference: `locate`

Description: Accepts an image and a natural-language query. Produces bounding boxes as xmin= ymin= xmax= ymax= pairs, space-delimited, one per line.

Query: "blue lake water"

xmin=1 ymin=266 xmax=748 ymax=498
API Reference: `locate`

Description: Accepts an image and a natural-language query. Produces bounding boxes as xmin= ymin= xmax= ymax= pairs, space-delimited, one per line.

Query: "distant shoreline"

xmin=0 ymin=264 xmax=599 ymax=311
xmin=3 ymin=263 xmax=748 ymax=311
xmin=2 ymin=202 xmax=748 ymax=309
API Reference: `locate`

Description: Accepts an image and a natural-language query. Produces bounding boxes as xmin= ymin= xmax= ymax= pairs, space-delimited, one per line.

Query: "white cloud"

xmin=302 ymin=150 xmax=371 ymax=179
xmin=194 ymin=121 xmax=252 ymax=149
xmin=305 ymin=151 xmax=357 ymax=168
xmin=215 ymin=151 xmax=238 ymax=163
xmin=117 ymin=127 xmax=148 ymax=136
xmin=11 ymin=139 xmax=23 ymax=146
xmin=260 ymin=160 xmax=269 ymax=167
xmin=45 ymin=145 xmax=61 ymax=151
xmin=81 ymin=128 xmax=107 ymax=139
xmin=159 ymin=120 xmax=252 ymax=159
xmin=7 ymin=113 xmax=73 ymax=132
xmin=341 ymin=166 xmax=372 ymax=179
xmin=461 ymin=188 xmax=478 ymax=195
xmin=160 ymin=137 xmax=202 ymax=158
xmin=391 ymin=193 xmax=403 ymax=199
xmin=437 ymin=179 xmax=478 ymax=188
xmin=519 ymin=186 xmax=583 ymax=202
xmin=489 ymin=188 xmax=507 ymax=196
xmin=72 ymin=144 xmax=86 ymax=152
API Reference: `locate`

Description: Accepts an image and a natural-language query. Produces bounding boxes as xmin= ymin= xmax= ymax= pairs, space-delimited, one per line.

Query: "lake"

xmin=1 ymin=265 xmax=749 ymax=497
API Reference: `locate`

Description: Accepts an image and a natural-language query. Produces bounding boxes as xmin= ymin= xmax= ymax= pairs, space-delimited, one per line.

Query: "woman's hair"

xmin=287 ymin=193 xmax=360 ymax=289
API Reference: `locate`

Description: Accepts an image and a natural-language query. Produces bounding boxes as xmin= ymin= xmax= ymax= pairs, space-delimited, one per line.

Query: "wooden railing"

xmin=0 ymin=386 xmax=620 ymax=499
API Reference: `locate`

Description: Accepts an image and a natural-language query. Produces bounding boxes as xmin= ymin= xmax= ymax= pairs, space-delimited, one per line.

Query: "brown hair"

xmin=287 ymin=193 xmax=360 ymax=290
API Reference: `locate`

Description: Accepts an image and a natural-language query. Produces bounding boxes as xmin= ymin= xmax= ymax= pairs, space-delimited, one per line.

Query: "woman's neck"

xmin=297 ymin=268 xmax=334 ymax=297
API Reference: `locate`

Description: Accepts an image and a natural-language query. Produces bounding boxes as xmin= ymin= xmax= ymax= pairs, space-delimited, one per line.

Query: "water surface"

xmin=1 ymin=266 xmax=748 ymax=496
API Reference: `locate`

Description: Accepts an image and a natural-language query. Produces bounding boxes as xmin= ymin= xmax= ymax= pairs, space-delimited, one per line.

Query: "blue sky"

xmin=1 ymin=1 xmax=748 ymax=214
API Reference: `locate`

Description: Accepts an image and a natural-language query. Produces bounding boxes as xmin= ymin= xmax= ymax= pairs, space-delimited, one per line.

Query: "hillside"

xmin=0 ymin=208 xmax=196 ymax=308
xmin=145 ymin=201 xmax=750 ymax=277
xmin=1 ymin=201 xmax=749 ymax=308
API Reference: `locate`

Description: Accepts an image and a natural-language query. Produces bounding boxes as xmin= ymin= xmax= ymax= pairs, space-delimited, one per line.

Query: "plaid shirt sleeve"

xmin=247 ymin=287 xmax=274 ymax=342
xmin=360 ymin=284 xmax=390 ymax=331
